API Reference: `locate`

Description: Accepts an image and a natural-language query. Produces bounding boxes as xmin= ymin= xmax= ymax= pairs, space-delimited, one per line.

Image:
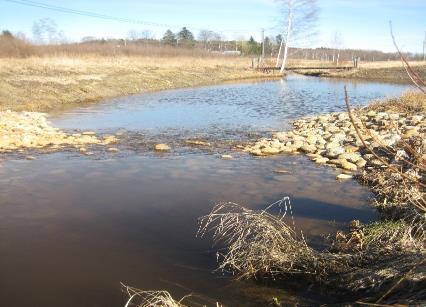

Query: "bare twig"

xmin=389 ymin=22 xmax=425 ymax=93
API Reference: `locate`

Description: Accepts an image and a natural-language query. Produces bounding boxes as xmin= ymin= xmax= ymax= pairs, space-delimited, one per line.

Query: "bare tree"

xmin=210 ymin=32 xmax=223 ymax=51
xmin=275 ymin=0 xmax=319 ymax=72
xmin=32 ymin=18 xmax=65 ymax=44
xmin=127 ymin=29 xmax=139 ymax=41
xmin=127 ymin=29 xmax=154 ymax=41
xmin=81 ymin=36 xmax=97 ymax=43
xmin=331 ymin=31 xmax=343 ymax=65
xmin=140 ymin=30 xmax=154 ymax=40
xmin=198 ymin=29 xmax=214 ymax=49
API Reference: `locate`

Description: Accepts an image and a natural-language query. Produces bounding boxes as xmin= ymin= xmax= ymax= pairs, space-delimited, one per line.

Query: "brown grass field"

xmin=1 ymin=54 xmax=425 ymax=113
xmin=0 ymin=56 xmax=273 ymax=112
xmin=293 ymin=60 xmax=426 ymax=82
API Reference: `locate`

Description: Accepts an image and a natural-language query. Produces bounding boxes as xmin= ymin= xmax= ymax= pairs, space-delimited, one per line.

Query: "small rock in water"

xmin=102 ymin=135 xmax=118 ymax=144
xmin=370 ymin=159 xmax=383 ymax=167
xmin=403 ymin=128 xmax=418 ymax=138
xmin=338 ymin=153 xmax=361 ymax=163
xmin=300 ymin=144 xmax=317 ymax=154
xmin=185 ymin=140 xmax=211 ymax=146
xmin=221 ymin=154 xmax=233 ymax=160
xmin=82 ymin=131 xmax=96 ymax=136
xmin=326 ymin=147 xmax=345 ymax=158
xmin=154 ymin=144 xmax=171 ymax=151
xmin=367 ymin=111 xmax=377 ymax=117
xmin=356 ymin=158 xmax=367 ymax=168
xmin=249 ymin=149 xmax=265 ymax=156
xmin=273 ymin=169 xmax=291 ymax=174
xmin=328 ymin=159 xmax=345 ymax=166
xmin=107 ymin=147 xmax=119 ymax=152
xmin=25 ymin=155 xmax=36 ymax=160
xmin=336 ymin=174 xmax=352 ymax=180
xmin=274 ymin=132 xmax=287 ymax=141
xmin=344 ymin=145 xmax=359 ymax=153
xmin=341 ymin=161 xmax=358 ymax=171
xmin=261 ymin=147 xmax=281 ymax=155
xmin=315 ymin=157 xmax=329 ymax=164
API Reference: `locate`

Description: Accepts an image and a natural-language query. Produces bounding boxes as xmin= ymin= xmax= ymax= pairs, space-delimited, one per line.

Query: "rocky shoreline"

xmin=0 ymin=111 xmax=117 ymax=153
xmin=244 ymin=107 xmax=425 ymax=180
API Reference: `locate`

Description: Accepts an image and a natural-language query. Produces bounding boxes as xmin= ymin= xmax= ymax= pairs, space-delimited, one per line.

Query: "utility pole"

xmin=423 ymin=31 xmax=426 ymax=61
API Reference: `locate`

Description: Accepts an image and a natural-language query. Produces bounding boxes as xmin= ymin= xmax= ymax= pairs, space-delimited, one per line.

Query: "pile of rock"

xmin=0 ymin=111 xmax=117 ymax=152
xmin=244 ymin=110 xmax=425 ymax=173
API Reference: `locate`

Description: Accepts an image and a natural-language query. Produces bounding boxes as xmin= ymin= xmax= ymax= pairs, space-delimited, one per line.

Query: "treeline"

xmin=0 ymin=28 xmax=423 ymax=61
xmin=0 ymin=28 xmax=267 ymax=58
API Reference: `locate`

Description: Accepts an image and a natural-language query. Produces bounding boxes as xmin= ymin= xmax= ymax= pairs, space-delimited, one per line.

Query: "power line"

xmin=3 ymin=0 xmax=260 ymax=35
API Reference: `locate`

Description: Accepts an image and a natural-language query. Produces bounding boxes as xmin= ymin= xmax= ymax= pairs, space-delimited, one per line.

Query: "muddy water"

xmin=0 ymin=76 xmax=409 ymax=306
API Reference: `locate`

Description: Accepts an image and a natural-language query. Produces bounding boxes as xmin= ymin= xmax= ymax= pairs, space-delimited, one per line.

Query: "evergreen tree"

xmin=247 ymin=36 xmax=261 ymax=55
xmin=275 ymin=34 xmax=283 ymax=45
xmin=1 ymin=30 xmax=13 ymax=38
xmin=162 ymin=29 xmax=176 ymax=45
xmin=177 ymin=27 xmax=194 ymax=43
xmin=264 ymin=36 xmax=272 ymax=55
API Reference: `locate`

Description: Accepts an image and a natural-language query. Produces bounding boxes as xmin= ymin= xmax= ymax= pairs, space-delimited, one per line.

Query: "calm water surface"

xmin=1 ymin=76 xmax=409 ymax=306
xmin=52 ymin=75 xmax=410 ymax=135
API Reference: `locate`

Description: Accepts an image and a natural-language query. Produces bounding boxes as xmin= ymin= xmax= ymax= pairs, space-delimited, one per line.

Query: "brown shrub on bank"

xmin=0 ymin=35 xmax=36 ymax=57
xmin=198 ymin=197 xmax=425 ymax=302
xmin=368 ymin=91 xmax=426 ymax=114
xmin=198 ymin=198 xmax=351 ymax=281
xmin=0 ymin=36 xmax=220 ymax=58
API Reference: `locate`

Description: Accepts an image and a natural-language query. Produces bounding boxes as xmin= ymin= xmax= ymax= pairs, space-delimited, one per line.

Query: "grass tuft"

xmin=121 ymin=283 xmax=189 ymax=307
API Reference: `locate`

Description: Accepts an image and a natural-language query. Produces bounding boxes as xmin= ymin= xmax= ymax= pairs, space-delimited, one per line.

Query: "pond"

xmin=0 ymin=75 xmax=410 ymax=306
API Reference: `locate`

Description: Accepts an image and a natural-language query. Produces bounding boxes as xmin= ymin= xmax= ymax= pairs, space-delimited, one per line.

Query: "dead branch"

xmin=389 ymin=22 xmax=425 ymax=93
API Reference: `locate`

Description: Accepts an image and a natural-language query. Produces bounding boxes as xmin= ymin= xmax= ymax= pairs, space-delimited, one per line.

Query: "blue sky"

xmin=1 ymin=0 xmax=425 ymax=52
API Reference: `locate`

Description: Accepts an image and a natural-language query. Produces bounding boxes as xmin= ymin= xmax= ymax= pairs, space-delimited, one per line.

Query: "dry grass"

xmin=198 ymin=198 xmax=425 ymax=303
xmin=359 ymin=61 xmax=426 ymax=69
xmin=198 ymin=198 xmax=349 ymax=281
xmin=260 ymin=58 xmax=353 ymax=68
xmin=0 ymin=55 xmax=270 ymax=112
xmin=295 ymin=60 xmax=426 ymax=83
xmin=367 ymin=91 xmax=426 ymax=114
xmin=121 ymin=284 xmax=188 ymax=307
xmin=363 ymin=220 xmax=424 ymax=250
xmin=0 ymin=36 xmax=217 ymax=58
xmin=287 ymin=59 xmax=352 ymax=68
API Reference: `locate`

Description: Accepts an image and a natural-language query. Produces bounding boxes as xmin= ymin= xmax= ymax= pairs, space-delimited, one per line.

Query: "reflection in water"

xmin=0 ymin=153 xmax=374 ymax=306
xmin=51 ymin=75 xmax=409 ymax=136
